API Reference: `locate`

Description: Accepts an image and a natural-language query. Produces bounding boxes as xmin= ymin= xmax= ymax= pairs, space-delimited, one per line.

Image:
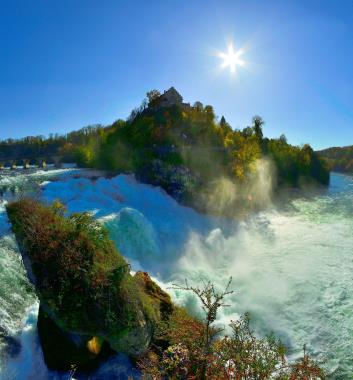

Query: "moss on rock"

xmin=134 ymin=271 xmax=173 ymax=321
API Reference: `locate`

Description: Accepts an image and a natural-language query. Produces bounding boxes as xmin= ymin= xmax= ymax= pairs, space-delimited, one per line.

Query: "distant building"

xmin=158 ymin=87 xmax=183 ymax=106
xmin=152 ymin=87 xmax=191 ymax=110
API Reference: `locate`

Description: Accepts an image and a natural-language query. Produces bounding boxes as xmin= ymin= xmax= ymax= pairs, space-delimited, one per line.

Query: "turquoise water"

xmin=0 ymin=170 xmax=352 ymax=378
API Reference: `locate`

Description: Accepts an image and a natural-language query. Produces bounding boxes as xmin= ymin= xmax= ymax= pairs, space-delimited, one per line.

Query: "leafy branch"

xmin=171 ymin=277 xmax=234 ymax=354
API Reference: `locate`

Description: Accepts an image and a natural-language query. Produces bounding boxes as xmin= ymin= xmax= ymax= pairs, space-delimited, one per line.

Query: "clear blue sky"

xmin=1 ymin=0 xmax=353 ymax=149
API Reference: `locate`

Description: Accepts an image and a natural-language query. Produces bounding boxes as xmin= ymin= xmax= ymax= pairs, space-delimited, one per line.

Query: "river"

xmin=0 ymin=169 xmax=352 ymax=379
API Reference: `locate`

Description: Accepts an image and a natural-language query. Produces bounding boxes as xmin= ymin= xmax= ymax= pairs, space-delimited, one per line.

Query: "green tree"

xmin=146 ymin=89 xmax=161 ymax=107
xmin=252 ymin=115 xmax=264 ymax=140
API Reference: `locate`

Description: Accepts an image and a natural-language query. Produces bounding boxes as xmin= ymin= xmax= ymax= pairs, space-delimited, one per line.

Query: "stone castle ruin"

xmin=152 ymin=87 xmax=191 ymax=110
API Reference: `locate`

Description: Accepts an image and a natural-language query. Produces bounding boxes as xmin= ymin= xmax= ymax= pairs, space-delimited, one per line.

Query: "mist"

xmin=201 ymin=157 xmax=276 ymax=216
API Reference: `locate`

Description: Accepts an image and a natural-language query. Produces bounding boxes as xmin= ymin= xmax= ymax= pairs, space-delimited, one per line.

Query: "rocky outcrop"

xmin=137 ymin=159 xmax=199 ymax=203
xmin=6 ymin=199 xmax=174 ymax=372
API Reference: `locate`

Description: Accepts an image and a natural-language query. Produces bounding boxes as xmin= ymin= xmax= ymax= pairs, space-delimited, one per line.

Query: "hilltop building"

xmin=152 ymin=87 xmax=191 ymax=110
xmin=159 ymin=87 xmax=183 ymax=106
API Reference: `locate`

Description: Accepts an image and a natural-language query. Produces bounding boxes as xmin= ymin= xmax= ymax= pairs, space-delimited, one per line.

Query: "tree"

xmin=147 ymin=89 xmax=161 ymax=107
xmin=279 ymin=134 xmax=287 ymax=144
xmin=220 ymin=116 xmax=232 ymax=136
xmin=193 ymin=101 xmax=204 ymax=110
xmin=171 ymin=278 xmax=234 ymax=355
xmin=252 ymin=115 xmax=264 ymax=140
xmin=204 ymin=105 xmax=215 ymax=118
xmin=74 ymin=145 xmax=94 ymax=167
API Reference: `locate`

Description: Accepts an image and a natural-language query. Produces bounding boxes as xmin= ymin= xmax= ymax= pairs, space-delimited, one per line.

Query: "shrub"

xmin=138 ymin=279 xmax=325 ymax=380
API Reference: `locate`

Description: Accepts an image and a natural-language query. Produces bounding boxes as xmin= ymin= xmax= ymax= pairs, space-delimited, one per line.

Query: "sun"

xmin=218 ymin=43 xmax=245 ymax=74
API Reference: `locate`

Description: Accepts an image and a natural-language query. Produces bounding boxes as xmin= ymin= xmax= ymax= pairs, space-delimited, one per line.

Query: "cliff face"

xmin=6 ymin=199 xmax=173 ymax=371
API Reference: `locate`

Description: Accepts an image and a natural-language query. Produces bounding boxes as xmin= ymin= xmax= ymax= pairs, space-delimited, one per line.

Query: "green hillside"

xmin=317 ymin=145 xmax=353 ymax=173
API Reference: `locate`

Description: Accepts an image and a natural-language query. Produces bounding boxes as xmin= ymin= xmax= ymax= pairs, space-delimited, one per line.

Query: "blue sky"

xmin=1 ymin=0 xmax=353 ymax=149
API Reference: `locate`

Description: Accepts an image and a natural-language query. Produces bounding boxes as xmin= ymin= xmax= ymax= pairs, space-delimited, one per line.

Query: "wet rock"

xmin=37 ymin=306 xmax=114 ymax=372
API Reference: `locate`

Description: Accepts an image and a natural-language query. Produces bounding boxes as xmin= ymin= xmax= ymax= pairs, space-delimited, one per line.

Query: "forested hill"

xmin=317 ymin=145 xmax=353 ymax=174
xmin=0 ymin=88 xmax=329 ymax=211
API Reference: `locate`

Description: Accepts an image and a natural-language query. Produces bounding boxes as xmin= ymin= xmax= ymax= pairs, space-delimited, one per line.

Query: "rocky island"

xmin=6 ymin=199 xmax=173 ymax=372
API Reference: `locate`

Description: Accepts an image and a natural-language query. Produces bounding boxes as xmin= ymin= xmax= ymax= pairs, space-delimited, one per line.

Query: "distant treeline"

xmin=317 ymin=145 xmax=353 ymax=173
xmin=0 ymin=125 xmax=112 ymax=162
xmin=1 ymin=89 xmax=330 ymax=206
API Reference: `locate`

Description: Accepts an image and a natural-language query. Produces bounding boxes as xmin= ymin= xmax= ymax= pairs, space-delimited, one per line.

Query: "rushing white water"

xmin=0 ymin=170 xmax=352 ymax=378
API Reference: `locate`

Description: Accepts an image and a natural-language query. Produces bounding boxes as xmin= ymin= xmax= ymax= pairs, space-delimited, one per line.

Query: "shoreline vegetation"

xmin=7 ymin=199 xmax=325 ymax=378
xmin=1 ymin=88 xmax=329 ymax=215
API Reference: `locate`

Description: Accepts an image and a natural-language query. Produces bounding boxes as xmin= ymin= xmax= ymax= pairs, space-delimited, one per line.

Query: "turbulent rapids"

xmin=0 ymin=169 xmax=352 ymax=379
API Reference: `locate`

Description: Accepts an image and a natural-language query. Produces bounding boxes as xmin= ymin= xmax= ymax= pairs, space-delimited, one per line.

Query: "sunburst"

xmin=218 ymin=43 xmax=245 ymax=74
